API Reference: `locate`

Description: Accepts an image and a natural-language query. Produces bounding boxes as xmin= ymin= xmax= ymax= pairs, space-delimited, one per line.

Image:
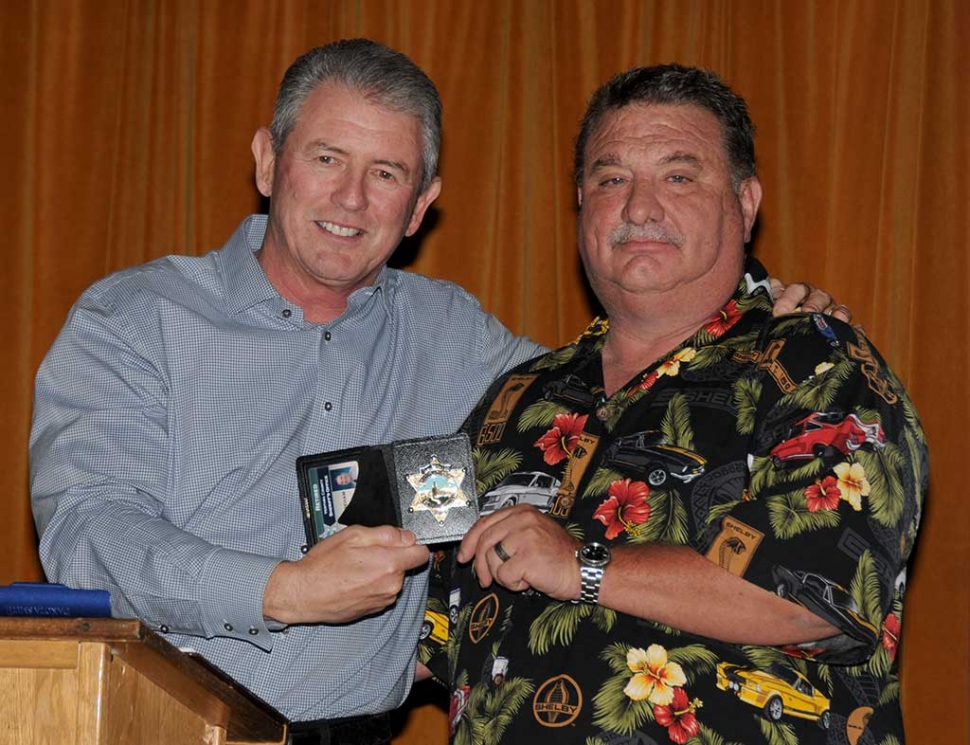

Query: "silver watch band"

xmin=578 ymin=565 xmax=605 ymax=604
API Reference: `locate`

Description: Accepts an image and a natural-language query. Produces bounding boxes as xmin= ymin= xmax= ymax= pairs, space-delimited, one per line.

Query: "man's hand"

xmin=770 ymin=278 xmax=852 ymax=322
xmin=457 ymin=505 xmax=581 ymax=601
xmin=263 ymin=525 xmax=430 ymax=625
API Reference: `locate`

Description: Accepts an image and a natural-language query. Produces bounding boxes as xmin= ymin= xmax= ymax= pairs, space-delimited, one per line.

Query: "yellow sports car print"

xmin=716 ymin=662 xmax=831 ymax=729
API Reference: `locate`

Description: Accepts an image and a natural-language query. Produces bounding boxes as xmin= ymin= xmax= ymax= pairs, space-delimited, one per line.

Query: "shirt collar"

xmin=221 ymin=215 xmax=396 ymax=319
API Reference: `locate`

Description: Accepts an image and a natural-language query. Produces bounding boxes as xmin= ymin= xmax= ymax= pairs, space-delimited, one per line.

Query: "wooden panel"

xmin=0 ymin=639 xmax=77 ymax=669
xmin=75 ymin=642 xmax=110 ymax=745
xmin=0 ymin=666 xmax=79 ymax=743
xmin=99 ymin=653 xmax=212 ymax=744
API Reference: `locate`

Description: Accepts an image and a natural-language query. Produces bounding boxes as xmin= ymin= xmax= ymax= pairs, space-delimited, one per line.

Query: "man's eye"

xmin=377 ymin=170 xmax=395 ymax=181
xmin=668 ymin=174 xmax=692 ymax=184
xmin=599 ymin=176 xmax=625 ymax=187
xmin=318 ymin=155 xmax=334 ymax=165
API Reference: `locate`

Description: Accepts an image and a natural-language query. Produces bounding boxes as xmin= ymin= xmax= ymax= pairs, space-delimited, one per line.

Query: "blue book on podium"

xmin=0 ymin=582 xmax=111 ymax=618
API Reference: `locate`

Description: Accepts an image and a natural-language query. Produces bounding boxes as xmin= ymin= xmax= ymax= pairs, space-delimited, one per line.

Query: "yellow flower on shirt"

xmin=834 ymin=461 xmax=870 ymax=511
xmin=624 ymin=644 xmax=686 ymax=706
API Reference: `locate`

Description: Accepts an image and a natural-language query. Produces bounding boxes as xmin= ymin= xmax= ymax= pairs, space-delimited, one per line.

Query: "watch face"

xmin=580 ymin=542 xmax=611 ymax=567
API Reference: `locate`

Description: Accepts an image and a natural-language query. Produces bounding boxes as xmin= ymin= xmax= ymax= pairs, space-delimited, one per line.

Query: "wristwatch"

xmin=575 ymin=542 xmax=611 ymax=604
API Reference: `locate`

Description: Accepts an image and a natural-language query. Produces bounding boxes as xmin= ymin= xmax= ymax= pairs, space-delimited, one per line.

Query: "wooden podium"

xmin=0 ymin=617 xmax=287 ymax=744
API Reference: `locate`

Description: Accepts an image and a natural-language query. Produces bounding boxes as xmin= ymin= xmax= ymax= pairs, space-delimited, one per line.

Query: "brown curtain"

xmin=2 ymin=1 xmax=965 ymax=742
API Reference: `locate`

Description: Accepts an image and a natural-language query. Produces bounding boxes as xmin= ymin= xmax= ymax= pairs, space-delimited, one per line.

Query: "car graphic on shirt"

xmin=603 ymin=430 xmax=706 ymax=486
xmin=772 ymin=565 xmax=878 ymax=645
xmin=542 ymin=374 xmax=601 ymax=408
xmin=479 ymin=472 xmax=561 ymax=515
xmin=716 ymin=661 xmax=831 ymax=728
xmin=420 ymin=610 xmax=449 ymax=645
xmin=769 ymin=411 xmax=886 ymax=468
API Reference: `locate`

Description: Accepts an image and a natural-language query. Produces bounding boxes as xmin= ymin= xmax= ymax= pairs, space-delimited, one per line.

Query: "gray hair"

xmin=270 ymin=39 xmax=442 ymax=193
xmin=574 ymin=64 xmax=757 ymax=190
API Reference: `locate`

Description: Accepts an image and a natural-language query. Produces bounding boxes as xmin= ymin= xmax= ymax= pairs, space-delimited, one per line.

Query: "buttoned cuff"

xmin=200 ymin=547 xmax=282 ymax=652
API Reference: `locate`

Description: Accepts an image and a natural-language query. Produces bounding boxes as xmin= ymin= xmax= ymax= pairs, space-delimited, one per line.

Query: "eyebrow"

xmin=307 ymin=140 xmax=412 ymax=178
xmin=658 ymin=152 xmax=702 ymax=168
xmin=588 ymin=153 xmax=622 ymax=173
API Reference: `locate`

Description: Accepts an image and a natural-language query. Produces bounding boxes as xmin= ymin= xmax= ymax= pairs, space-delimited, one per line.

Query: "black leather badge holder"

xmin=296 ymin=433 xmax=479 ymax=546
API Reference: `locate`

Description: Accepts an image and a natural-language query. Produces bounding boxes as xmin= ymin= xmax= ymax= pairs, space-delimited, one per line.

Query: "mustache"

xmin=609 ymin=223 xmax=684 ymax=248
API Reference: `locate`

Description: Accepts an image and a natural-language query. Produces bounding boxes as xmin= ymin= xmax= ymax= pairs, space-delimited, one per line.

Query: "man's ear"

xmin=738 ymin=177 xmax=762 ymax=243
xmin=252 ymin=128 xmax=276 ymax=198
xmin=405 ymin=177 xmax=443 ymax=237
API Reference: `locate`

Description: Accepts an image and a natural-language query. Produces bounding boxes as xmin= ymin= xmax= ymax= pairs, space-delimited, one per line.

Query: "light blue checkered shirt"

xmin=30 ymin=215 xmax=544 ymax=720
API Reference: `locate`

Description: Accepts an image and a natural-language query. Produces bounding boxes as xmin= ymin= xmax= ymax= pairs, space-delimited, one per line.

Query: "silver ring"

xmin=494 ymin=541 xmax=511 ymax=563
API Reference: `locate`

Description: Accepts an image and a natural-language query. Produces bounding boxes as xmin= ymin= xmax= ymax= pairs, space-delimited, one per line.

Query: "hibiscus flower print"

xmin=704 ymin=299 xmax=742 ymax=337
xmin=635 ymin=370 xmax=659 ymax=392
xmin=623 ymin=644 xmax=686 ymax=706
xmin=882 ymin=612 xmax=901 ymax=659
xmin=653 ymin=687 xmax=702 ymax=745
xmin=804 ymin=475 xmax=841 ymax=512
xmin=657 ymin=348 xmax=697 ymax=379
xmin=834 ymin=461 xmax=871 ymax=511
xmin=533 ymin=412 xmax=588 ymax=465
xmin=593 ymin=479 xmax=651 ymax=540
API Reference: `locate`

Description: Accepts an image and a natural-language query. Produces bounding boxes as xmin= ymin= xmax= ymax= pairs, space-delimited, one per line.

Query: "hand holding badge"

xmin=297 ymin=433 xmax=479 ymax=546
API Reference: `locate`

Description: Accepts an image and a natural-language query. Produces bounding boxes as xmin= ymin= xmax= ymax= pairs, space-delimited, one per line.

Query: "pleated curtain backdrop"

xmin=1 ymin=1 xmax=966 ymax=742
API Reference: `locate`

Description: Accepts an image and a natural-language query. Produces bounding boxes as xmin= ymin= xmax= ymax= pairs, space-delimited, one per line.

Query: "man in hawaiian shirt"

xmin=420 ymin=64 xmax=926 ymax=745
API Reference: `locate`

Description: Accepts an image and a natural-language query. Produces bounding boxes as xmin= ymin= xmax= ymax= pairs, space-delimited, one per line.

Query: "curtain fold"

xmin=3 ymin=2 xmax=965 ymax=742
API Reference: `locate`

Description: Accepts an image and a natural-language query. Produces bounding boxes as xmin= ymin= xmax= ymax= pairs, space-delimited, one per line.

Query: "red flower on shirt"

xmin=703 ymin=299 xmax=743 ymax=337
xmin=882 ymin=612 xmax=901 ymax=659
xmin=804 ymin=476 xmax=841 ymax=512
xmin=593 ymin=479 xmax=651 ymax=540
xmin=635 ymin=370 xmax=659 ymax=392
xmin=653 ymin=686 xmax=702 ymax=744
xmin=533 ymin=413 xmax=588 ymax=465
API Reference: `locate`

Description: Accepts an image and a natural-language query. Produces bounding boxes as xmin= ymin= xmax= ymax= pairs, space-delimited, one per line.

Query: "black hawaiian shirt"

xmin=421 ymin=257 xmax=927 ymax=745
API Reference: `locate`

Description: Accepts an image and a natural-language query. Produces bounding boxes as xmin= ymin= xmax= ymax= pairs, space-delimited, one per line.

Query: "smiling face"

xmin=577 ymin=103 xmax=761 ymax=316
xmin=252 ymin=82 xmax=441 ymax=315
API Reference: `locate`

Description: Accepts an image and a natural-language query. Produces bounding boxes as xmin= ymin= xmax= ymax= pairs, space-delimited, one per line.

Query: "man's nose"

xmin=622 ymin=178 xmax=664 ymax=225
xmin=332 ymin=169 xmax=368 ymax=211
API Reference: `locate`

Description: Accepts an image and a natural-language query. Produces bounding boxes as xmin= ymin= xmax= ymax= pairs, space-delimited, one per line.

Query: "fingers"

xmin=824 ymin=303 xmax=853 ymax=323
xmin=771 ymin=281 xmax=812 ymax=316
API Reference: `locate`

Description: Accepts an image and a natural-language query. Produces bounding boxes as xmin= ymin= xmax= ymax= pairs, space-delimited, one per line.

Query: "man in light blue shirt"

xmin=30 ymin=39 xmax=841 ymax=745
xmin=31 ymin=40 xmax=542 ymax=742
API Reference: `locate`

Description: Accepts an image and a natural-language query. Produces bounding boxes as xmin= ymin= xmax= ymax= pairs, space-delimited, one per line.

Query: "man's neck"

xmin=599 ymin=288 xmax=731 ymax=397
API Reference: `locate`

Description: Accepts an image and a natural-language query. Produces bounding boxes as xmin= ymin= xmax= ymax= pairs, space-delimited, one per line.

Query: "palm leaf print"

xmin=855 ymin=445 xmax=906 ymax=527
xmin=625 ymin=488 xmax=689 ymax=545
xmin=473 ymin=448 xmax=523 ymax=492
xmin=527 ymin=602 xmax=617 ymax=655
xmin=757 ymin=717 xmax=798 ymax=745
xmin=591 ymin=670 xmax=656 ymax=735
xmin=775 ymin=357 xmax=853 ymax=412
xmin=585 ymin=467 xmax=626 ymax=499
xmin=517 ymin=399 xmax=564 ymax=431
xmin=527 ymin=602 xmax=590 ymax=655
xmin=733 ymin=376 xmax=762 ymax=435
xmin=766 ymin=488 xmax=840 ymax=539
xmin=878 ymin=677 xmax=901 ymax=706
xmin=477 ymin=677 xmax=536 ymax=745
xmin=666 ymin=644 xmax=719 ymax=684
xmin=661 ymin=393 xmax=696 ymax=450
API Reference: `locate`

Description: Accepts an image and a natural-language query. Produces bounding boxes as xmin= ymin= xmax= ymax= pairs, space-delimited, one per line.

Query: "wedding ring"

xmin=494 ymin=541 xmax=511 ymax=563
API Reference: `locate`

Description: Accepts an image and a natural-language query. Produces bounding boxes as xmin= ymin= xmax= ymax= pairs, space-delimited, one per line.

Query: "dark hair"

xmin=574 ymin=64 xmax=756 ymax=189
xmin=270 ymin=39 xmax=442 ymax=193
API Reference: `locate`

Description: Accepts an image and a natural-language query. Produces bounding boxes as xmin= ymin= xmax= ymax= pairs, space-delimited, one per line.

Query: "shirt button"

xmin=324 ymin=402 xmax=333 ymax=411
xmin=159 ymin=625 xmax=169 ymax=633
xmin=223 ymin=622 xmax=233 ymax=632
xmin=324 ymin=331 xmax=332 ymax=341
xmin=595 ymin=405 xmax=610 ymax=421
xmin=282 ymin=309 xmax=292 ymax=318
xmin=248 ymin=627 xmax=259 ymax=636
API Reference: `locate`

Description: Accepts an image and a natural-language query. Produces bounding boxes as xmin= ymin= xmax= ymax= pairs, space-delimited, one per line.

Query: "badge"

xmin=407 ymin=455 xmax=470 ymax=523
